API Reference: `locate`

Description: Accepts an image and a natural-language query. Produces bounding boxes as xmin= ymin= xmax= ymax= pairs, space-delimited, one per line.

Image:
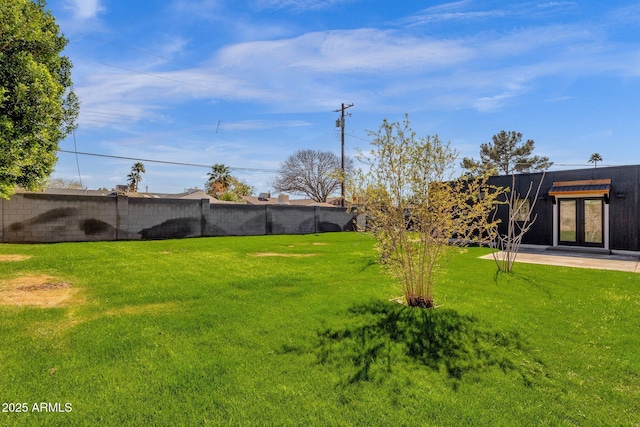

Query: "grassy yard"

xmin=0 ymin=233 xmax=638 ymax=426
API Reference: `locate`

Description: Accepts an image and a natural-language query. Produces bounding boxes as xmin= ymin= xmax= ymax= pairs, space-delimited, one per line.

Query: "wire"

xmin=75 ymin=56 xmax=220 ymax=91
xmin=57 ymin=149 xmax=278 ymax=173
xmin=345 ymin=134 xmax=616 ymax=168
xmin=72 ymin=130 xmax=83 ymax=188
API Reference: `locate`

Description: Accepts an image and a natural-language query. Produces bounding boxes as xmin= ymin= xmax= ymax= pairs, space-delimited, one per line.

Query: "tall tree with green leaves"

xmin=0 ymin=0 xmax=79 ymax=199
xmin=127 ymin=162 xmax=145 ymax=192
xmin=461 ymin=131 xmax=552 ymax=176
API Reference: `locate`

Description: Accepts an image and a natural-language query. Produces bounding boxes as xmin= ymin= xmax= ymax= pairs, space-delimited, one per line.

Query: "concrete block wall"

xmin=205 ymin=204 xmax=267 ymax=236
xmin=1 ymin=193 xmax=356 ymax=243
xmin=1 ymin=193 xmax=117 ymax=243
xmin=267 ymin=205 xmax=317 ymax=234
xmin=127 ymin=197 xmax=204 ymax=239
xmin=317 ymin=207 xmax=357 ymax=232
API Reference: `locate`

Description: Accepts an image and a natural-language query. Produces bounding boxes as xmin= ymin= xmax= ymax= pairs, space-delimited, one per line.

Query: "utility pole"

xmin=334 ymin=103 xmax=354 ymax=207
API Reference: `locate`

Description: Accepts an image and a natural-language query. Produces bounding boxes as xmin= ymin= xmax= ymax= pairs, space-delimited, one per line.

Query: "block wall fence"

xmin=0 ymin=193 xmax=356 ymax=243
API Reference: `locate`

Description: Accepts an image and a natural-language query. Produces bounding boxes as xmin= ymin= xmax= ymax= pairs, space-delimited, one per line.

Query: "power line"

xmin=57 ymin=150 xmax=278 ymax=173
xmin=75 ymin=56 xmax=219 ymax=91
xmin=72 ymin=130 xmax=83 ymax=188
xmin=342 ymin=135 xmax=616 ymax=168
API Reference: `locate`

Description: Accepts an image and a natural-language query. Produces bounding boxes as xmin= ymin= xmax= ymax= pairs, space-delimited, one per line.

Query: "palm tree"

xmin=206 ymin=164 xmax=231 ymax=196
xmin=588 ymin=153 xmax=603 ymax=168
xmin=127 ymin=162 xmax=146 ymax=192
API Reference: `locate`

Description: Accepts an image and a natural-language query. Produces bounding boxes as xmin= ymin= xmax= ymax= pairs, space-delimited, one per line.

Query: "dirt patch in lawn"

xmin=0 ymin=274 xmax=80 ymax=308
xmin=252 ymin=252 xmax=316 ymax=258
xmin=0 ymin=254 xmax=32 ymax=262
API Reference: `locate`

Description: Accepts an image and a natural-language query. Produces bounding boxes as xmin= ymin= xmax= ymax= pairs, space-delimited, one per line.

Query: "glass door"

xmin=583 ymin=199 xmax=603 ymax=245
xmin=558 ymin=198 xmax=604 ymax=247
xmin=559 ymin=199 xmax=577 ymax=244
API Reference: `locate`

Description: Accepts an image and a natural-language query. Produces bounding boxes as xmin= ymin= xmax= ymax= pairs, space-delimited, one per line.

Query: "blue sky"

xmin=47 ymin=0 xmax=640 ymax=194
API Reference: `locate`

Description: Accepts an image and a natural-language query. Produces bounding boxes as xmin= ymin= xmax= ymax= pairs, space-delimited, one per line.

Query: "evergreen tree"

xmin=461 ymin=131 xmax=552 ymax=176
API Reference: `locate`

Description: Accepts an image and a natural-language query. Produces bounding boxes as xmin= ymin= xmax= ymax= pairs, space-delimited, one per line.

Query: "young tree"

xmin=127 ymin=162 xmax=145 ymax=192
xmin=0 ymin=0 xmax=79 ymax=199
xmin=492 ymin=173 xmax=545 ymax=272
xmin=588 ymin=153 xmax=603 ymax=168
xmin=461 ymin=131 xmax=552 ymax=176
xmin=206 ymin=164 xmax=232 ymax=196
xmin=349 ymin=116 xmax=504 ymax=308
xmin=272 ymin=149 xmax=353 ymax=203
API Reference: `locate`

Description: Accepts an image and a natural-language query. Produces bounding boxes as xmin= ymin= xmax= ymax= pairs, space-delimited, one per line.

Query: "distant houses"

xmin=37 ymin=187 xmax=341 ymax=207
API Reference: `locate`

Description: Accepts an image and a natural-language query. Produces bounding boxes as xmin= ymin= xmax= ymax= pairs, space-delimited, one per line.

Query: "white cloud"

xmin=65 ymin=0 xmax=105 ymax=20
xmin=216 ymin=29 xmax=473 ymax=75
xmin=220 ymin=120 xmax=311 ymax=131
xmin=71 ymin=16 xmax=639 ymax=122
xmin=398 ymin=1 xmax=507 ymax=26
xmin=254 ymin=0 xmax=356 ymax=11
xmin=537 ymin=2 xmax=577 ymax=8
xmin=607 ymin=3 xmax=640 ymax=26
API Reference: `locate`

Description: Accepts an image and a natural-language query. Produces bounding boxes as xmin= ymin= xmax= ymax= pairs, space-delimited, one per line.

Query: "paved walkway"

xmin=479 ymin=247 xmax=640 ymax=273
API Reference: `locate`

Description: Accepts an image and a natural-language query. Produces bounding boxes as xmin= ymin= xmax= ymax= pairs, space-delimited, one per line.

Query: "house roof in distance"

xmin=241 ymin=195 xmax=338 ymax=208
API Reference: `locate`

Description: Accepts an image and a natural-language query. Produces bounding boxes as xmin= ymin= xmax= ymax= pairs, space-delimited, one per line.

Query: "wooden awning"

xmin=548 ymin=179 xmax=611 ymax=197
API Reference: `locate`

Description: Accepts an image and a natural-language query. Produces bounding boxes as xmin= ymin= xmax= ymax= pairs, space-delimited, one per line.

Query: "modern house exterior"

xmin=488 ymin=165 xmax=640 ymax=252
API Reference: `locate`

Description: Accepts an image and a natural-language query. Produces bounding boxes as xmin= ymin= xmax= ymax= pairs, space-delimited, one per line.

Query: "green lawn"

xmin=0 ymin=233 xmax=638 ymax=426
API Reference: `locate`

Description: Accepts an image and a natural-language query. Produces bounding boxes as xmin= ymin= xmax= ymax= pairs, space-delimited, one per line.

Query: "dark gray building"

xmin=488 ymin=165 xmax=640 ymax=252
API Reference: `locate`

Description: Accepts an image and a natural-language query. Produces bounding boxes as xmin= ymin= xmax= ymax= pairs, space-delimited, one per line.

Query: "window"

xmin=514 ymin=198 xmax=530 ymax=222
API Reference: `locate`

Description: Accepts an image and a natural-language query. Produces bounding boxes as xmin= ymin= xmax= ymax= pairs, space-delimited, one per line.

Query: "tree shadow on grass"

xmin=493 ymin=269 xmax=554 ymax=299
xmin=314 ymin=300 xmax=544 ymax=388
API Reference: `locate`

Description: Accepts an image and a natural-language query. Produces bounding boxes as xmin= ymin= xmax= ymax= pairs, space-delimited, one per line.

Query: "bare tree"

xmin=349 ymin=116 xmax=504 ymax=308
xmin=272 ymin=149 xmax=353 ymax=203
xmin=46 ymin=177 xmax=83 ymax=189
xmin=492 ymin=173 xmax=545 ymax=272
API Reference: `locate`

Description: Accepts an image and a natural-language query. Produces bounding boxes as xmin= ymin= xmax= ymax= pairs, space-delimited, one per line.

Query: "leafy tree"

xmin=218 ymin=177 xmax=254 ymax=202
xmin=461 ymin=131 xmax=552 ymax=176
xmin=1 ymin=0 xmax=79 ymax=199
xmin=206 ymin=164 xmax=232 ymax=196
xmin=349 ymin=116 xmax=504 ymax=308
xmin=588 ymin=153 xmax=602 ymax=168
xmin=228 ymin=177 xmax=253 ymax=198
xmin=127 ymin=162 xmax=145 ymax=192
xmin=273 ymin=149 xmax=353 ymax=203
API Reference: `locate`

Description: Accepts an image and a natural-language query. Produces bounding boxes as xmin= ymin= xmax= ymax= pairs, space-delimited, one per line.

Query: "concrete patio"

xmin=479 ymin=246 xmax=640 ymax=273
